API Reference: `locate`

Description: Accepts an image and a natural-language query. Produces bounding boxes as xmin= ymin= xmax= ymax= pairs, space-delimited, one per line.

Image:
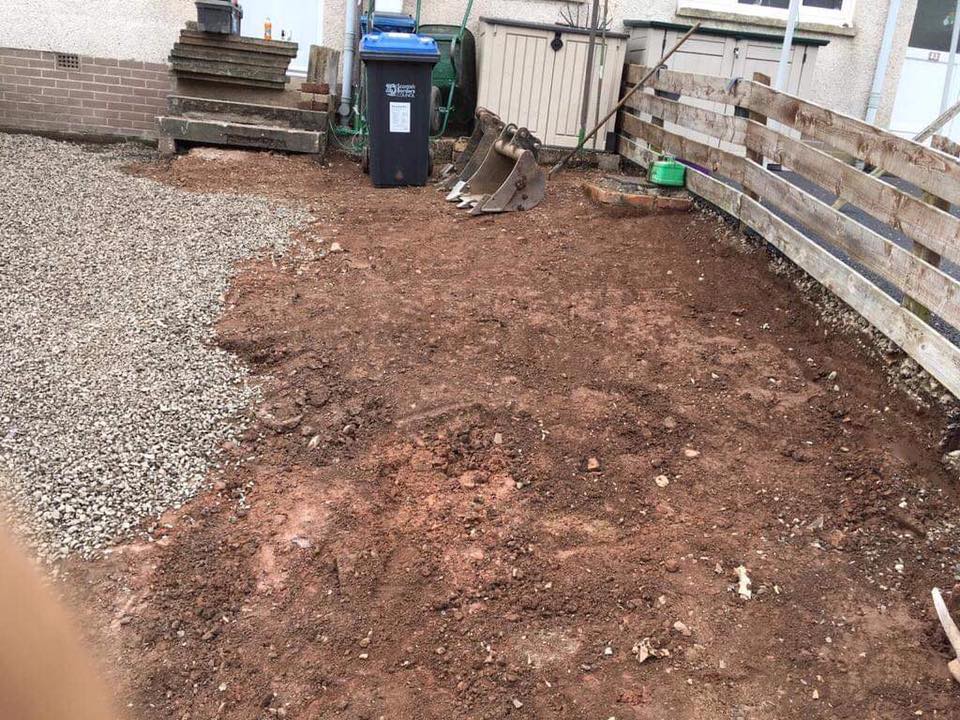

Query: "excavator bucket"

xmin=450 ymin=124 xmax=546 ymax=214
xmin=438 ymin=108 xmax=504 ymax=191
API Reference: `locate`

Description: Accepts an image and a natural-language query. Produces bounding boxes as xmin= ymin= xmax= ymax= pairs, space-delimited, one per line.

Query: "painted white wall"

xmin=324 ymin=0 xmax=914 ymax=126
xmin=0 ymin=0 xmax=194 ymax=64
xmin=0 ymin=0 xmax=916 ymax=126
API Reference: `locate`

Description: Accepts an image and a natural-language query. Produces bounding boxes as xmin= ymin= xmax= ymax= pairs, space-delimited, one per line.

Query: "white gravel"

xmin=0 ymin=134 xmax=308 ymax=559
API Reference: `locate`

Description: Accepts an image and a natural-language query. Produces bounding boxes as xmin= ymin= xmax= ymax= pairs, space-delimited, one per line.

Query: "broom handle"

xmin=549 ymin=22 xmax=702 ymax=177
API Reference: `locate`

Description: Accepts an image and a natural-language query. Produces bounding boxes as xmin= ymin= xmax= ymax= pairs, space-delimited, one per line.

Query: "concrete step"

xmin=167 ymin=95 xmax=328 ymax=132
xmin=157 ymin=115 xmax=323 ymax=155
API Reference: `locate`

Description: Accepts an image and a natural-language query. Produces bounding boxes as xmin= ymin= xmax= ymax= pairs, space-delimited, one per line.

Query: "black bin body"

xmin=196 ymin=0 xmax=242 ymax=34
xmin=360 ymin=32 xmax=440 ymax=187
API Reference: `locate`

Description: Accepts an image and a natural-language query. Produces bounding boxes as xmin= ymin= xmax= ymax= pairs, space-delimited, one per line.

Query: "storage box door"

xmin=476 ymin=23 xmax=555 ymax=140
xmin=545 ymin=34 xmax=622 ymax=149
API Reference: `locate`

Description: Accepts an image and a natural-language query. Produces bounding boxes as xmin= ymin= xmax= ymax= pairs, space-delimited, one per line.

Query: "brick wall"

xmin=0 ymin=47 xmax=172 ymax=141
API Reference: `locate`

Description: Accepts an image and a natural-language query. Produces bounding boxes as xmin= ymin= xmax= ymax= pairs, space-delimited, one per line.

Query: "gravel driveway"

xmin=0 ymin=134 xmax=307 ymax=559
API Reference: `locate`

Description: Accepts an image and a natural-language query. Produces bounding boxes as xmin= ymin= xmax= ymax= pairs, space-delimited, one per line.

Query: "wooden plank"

xmin=933 ymin=134 xmax=960 ymax=158
xmin=740 ymin=160 xmax=960 ymax=330
xmin=157 ymin=116 xmax=321 ymax=154
xmin=178 ymin=30 xmax=298 ymax=56
xmin=905 ymin=135 xmax=955 ymax=319
xmin=745 ymin=122 xmax=960 ymax=269
xmin=739 ymin=195 xmax=960 ymax=398
xmin=625 ymin=91 xmax=747 ymax=146
xmin=624 ymin=64 xmax=743 ymax=105
xmin=620 ymin=113 xmax=745 ymax=181
xmin=167 ymin=95 xmax=328 ymax=131
xmin=170 ymin=58 xmax=289 ymax=85
xmin=170 ymin=43 xmax=292 ymax=68
xmin=168 ymin=72 xmax=284 ymax=90
xmin=619 ymin=130 xmax=960 ymax=397
xmin=743 ymin=81 xmax=960 ymax=207
xmin=738 ymin=71 xmax=769 ymax=208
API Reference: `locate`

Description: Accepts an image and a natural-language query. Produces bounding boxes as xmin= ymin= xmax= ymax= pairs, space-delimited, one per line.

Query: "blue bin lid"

xmin=359 ymin=32 xmax=440 ymax=63
xmin=360 ymin=11 xmax=416 ymax=33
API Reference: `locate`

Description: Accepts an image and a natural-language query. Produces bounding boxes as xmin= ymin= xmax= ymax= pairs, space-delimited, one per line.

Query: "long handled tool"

xmin=549 ymin=22 xmax=702 ymax=178
xmin=932 ymin=587 xmax=960 ymax=683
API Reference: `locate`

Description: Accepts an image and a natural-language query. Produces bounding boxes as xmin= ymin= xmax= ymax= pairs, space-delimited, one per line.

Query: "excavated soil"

xmin=62 ymin=151 xmax=960 ymax=720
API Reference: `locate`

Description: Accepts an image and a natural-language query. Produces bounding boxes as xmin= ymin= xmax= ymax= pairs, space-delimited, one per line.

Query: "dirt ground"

xmin=60 ymin=150 xmax=960 ymax=719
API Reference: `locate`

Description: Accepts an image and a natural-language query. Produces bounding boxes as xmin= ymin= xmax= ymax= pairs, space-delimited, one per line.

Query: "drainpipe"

xmin=339 ymin=0 xmax=359 ymax=122
xmin=865 ymin=0 xmax=902 ymax=125
xmin=941 ymin=0 xmax=960 ymax=114
xmin=774 ymin=0 xmax=800 ymax=91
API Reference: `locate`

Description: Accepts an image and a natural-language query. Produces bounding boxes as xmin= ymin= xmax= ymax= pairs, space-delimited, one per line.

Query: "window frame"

xmin=677 ymin=0 xmax=855 ymax=27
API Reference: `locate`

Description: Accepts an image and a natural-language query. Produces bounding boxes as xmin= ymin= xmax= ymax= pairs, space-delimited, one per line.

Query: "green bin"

xmin=417 ymin=24 xmax=477 ymax=132
xmin=649 ymin=156 xmax=686 ymax=187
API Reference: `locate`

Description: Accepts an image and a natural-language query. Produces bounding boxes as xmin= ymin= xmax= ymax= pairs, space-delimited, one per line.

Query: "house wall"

xmin=324 ymin=0 xmax=915 ymax=128
xmin=0 ymin=0 xmax=191 ymax=140
xmin=0 ymin=0 xmax=918 ymax=139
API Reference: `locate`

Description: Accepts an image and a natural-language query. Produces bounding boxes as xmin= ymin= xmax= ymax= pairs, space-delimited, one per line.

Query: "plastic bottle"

xmin=264 ymin=17 xmax=272 ymax=41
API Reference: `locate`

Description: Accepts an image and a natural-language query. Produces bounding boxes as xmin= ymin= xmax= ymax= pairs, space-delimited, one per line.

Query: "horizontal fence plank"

xmin=744 ymin=82 xmax=960 ymax=208
xmin=740 ymin=161 xmax=960 ymax=330
xmin=624 ymin=90 xmax=748 ymax=146
xmin=746 ymin=123 xmax=960 ymax=269
xmin=618 ymin=132 xmax=960 ymax=398
xmin=620 ymin=113 xmax=745 ymax=181
xmin=934 ymin=134 xmax=960 ymax=158
xmin=625 ymin=64 xmax=744 ymax=105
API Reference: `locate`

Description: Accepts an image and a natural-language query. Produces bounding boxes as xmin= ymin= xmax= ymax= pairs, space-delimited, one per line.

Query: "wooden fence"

xmin=617 ymin=64 xmax=960 ymax=399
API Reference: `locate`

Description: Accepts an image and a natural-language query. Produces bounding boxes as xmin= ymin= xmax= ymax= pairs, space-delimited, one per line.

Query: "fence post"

xmin=902 ymin=134 xmax=952 ymax=320
xmin=735 ymin=72 xmax=770 ymax=229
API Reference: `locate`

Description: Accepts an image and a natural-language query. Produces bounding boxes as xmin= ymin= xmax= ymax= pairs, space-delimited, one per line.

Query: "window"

xmin=908 ymin=0 xmax=957 ymax=52
xmin=678 ymin=0 xmax=855 ymax=27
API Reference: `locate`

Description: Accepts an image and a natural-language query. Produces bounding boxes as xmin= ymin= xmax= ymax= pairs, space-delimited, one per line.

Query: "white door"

xmin=891 ymin=0 xmax=960 ymax=140
xmin=240 ymin=0 xmax=324 ymax=75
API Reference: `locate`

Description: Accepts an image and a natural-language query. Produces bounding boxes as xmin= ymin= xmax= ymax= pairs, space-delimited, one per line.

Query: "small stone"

xmin=358 ymin=652 xmax=369 ymax=659
xmin=673 ymin=621 xmax=692 ymax=637
xmin=604 ymin=646 xmax=614 ymax=656
xmin=358 ymin=637 xmax=370 ymax=648
xmin=663 ymin=416 xmax=678 ymax=430
xmin=827 ymin=529 xmax=845 ymax=549
xmin=436 ymin=646 xmax=446 ymax=655
xmin=329 ymin=242 xmax=344 ymax=252
xmin=586 ymin=457 xmax=601 ymax=472
xmin=512 ymin=699 xmax=523 ymax=709
xmin=655 ymin=475 xmax=670 ymax=488
xmin=683 ymin=448 xmax=701 ymax=459
xmin=664 ymin=558 xmax=680 ymax=573
xmin=493 ymin=432 xmax=503 ymax=445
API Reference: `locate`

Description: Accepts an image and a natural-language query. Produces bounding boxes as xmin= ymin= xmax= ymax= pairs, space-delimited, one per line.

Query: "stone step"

xmin=167 ymin=95 xmax=328 ymax=131
xmin=157 ymin=116 xmax=323 ymax=155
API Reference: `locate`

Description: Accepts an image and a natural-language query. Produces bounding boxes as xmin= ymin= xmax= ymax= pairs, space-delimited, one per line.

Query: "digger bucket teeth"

xmin=449 ymin=124 xmax=546 ymax=214
xmin=439 ymin=108 xmax=505 ymax=191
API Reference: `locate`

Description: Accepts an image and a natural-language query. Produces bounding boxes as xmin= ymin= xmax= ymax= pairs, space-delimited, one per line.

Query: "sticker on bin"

xmin=389 ymin=102 xmax=411 ymax=133
xmin=385 ymin=83 xmax=416 ymax=98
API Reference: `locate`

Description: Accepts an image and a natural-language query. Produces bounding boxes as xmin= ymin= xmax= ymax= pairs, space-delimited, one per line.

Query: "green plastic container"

xmin=649 ymin=156 xmax=686 ymax=187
